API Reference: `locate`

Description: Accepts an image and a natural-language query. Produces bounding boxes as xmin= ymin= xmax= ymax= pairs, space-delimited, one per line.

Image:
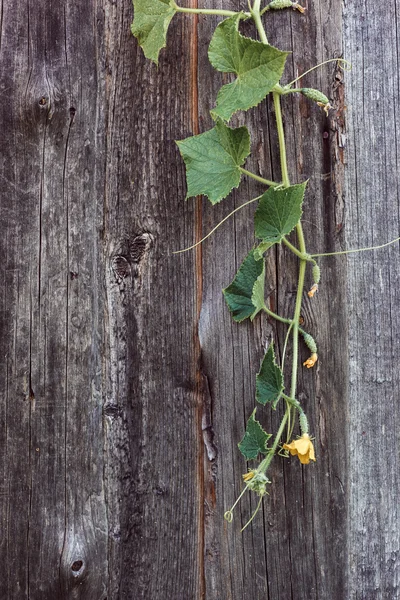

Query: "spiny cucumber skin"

xmin=268 ymin=0 xmax=293 ymax=9
xmin=300 ymin=88 xmax=330 ymax=105
xmin=302 ymin=332 xmax=318 ymax=354
xmin=312 ymin=264 xmax=321 ymax=284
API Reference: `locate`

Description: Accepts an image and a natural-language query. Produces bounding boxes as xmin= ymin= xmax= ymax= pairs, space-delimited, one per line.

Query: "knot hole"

xmin=71 ymin=560 xmax=84 ymax=573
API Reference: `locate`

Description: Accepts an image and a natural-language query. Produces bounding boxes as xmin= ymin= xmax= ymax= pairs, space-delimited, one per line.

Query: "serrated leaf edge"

xmin=208 ymin=15 xmax=290 ymax=121
xmin=238 ymin=408 xmax=272 ymax=460
xmin=256 ymin=343 xmax=284 ymax=407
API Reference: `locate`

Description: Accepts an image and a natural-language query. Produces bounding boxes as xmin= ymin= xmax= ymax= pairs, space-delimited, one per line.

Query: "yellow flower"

xmin=308 ymin=283 xmax=318 ymax=298
xmin=242 ymin=470 xmax=256 ymax=482
xmin=317 ymin=101 xmax=332 ymax=116
xmin=303 ymin=353 xmax=318 ymax=368
xmin=283 ymin=433 xmax=316 ymax=465
xmin=293 ymin=2 xmax=306 ymax=13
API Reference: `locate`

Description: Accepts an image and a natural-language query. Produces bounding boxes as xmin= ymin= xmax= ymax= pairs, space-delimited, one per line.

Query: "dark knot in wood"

xmin=111 ymin=255 xmax=130 ymax=282
xmin=129 ymin=232 xmax=153 ymax=263
xmin=103 ymin=404 xmax=120 ymax=418
xmin=71 ymin=559 xmax=84 ymax=573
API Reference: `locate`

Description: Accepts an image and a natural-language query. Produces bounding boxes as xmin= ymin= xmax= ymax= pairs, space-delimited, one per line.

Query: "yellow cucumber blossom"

xmin=242 ymin=470 xmax=256 ymax=482
xmin=317 ymin=100 xmax=332 ymax=116
xmin=293 ymin=2 xmax=306 ymax=12
xmin=303 ymin=352 xmax=318 ymax=368
xmin=308 ymin=283 xmax=318 ymax=298
xmin=243 ymin=470 xmax=270 ymax=496
xmin=283 ymin=433 xmax=316 ymax=465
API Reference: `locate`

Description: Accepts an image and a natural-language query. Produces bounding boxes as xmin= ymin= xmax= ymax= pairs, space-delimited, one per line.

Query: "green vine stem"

xmin=238 ymin=167 xmax=277 ymax=187
xmin=282 ymin=237 xmax=312 ymax=261
xmin=272 ymin=91 xmax=290 ymax=188
xmin=173 ymin=3 xmax=246 ymax=17
xmin=130 ymin=0 xmax=369 ymax=530
xmin=251 ymin=0 xmax=269 ymax=45
xmin=272 ymin=75 xmax=308 ymax=434
xmin=220 ymin=1 xmax=315 ymax=525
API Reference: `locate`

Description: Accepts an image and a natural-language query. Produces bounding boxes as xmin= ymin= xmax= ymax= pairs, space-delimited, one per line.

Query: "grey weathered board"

xmin=344 ymin=1 xmax=400 ymax=597
xmin=0 ymin=0 xmax=398 ymax=598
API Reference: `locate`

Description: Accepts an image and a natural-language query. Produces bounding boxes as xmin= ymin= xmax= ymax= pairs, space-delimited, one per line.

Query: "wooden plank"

xmin=101 ymin=2 xmax=204 ymax=598
xmin=1 ymin=0 xmax=204 ymax=596
xmin=344 ymin=0 xmax=400 ymax=596
xmin=196 ymin=1 xmax=348 ymax=599
xmin=178 ymin=2 xmax=346 ymax=599
xmin=0 ymin=1 xmax=109 ymax=597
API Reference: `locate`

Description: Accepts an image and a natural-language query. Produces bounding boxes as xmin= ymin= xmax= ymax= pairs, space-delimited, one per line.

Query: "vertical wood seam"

xmin=0 ymin=0 xmax=4 ymax=54
xmin=189 ymin=0 xmax=206 ymax=597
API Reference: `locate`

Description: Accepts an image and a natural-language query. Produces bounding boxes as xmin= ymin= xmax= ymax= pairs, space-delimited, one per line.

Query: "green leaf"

xmin=256 ymin=343 xmax=284 ymax=407
xmin=176 ymin=120 xmax=251 ymax=204
xmin=131 ymin=0 xmax=176 ymax=64
xmin=223 ymin=250 xmax=264 ymax=322
xmin=238 ymin=409 xmax=271 ymax=460
xmin=254 ymin=182 xmax=307 ymax=244
xmin=208 ymin=15 xmax=289 ymax=121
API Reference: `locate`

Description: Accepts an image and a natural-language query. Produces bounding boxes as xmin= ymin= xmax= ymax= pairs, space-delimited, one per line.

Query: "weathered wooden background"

xmin=0 ymin=0 xmax=398 ymax=598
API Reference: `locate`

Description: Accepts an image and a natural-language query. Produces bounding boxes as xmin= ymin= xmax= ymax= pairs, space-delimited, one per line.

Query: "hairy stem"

xmin=174 ymin=4 xmax=245 ymax=17
xmin=283 ymin=237 xmax=311 ymax=261
xmin=252 ymin=7 xmax=309 ymax=444
xmin=290 ymin=237 xmax=306 ymax=399
xmin=273 ymin=92 xmax=290 ymax=187
xmin=262 ymin=305 xmax=293 ymax=326
xmin=258 ymin=410 xmax=289 ymax=473
xmin=273 ymin=86 xmax=308 ymax=404
xmin=251 ymin=0 xmax=269 ymax=44
xmin=239 ymin=167 xmax=277 ymax=187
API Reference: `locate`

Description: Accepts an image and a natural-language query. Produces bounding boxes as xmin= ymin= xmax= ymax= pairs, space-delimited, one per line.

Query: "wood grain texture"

xmin=344 ymin=0 xmax=400 ymax=597
xmin=0 ymin=1 xmax=109 ymax=597
xmin=0 ymin=0 xmax=397 ymax=598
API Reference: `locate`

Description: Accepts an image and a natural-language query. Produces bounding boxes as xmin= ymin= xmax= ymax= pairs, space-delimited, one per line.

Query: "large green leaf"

xmin=131 ymin=0 xmax=176 ymax=64
xmin=256 ymin=343 xmax=284 ymax=407
xmin=176 ymin=120 xmax=250 ymax=204
xmin=254 ymin=182 xmax=307 ymax=244
xmin=223 ymin=249 xmax=265 ymax=322
xmin=208 ymin=14 xmax=289 ymax=120
xmin=238 ymin=409 xmax=271 ymax=460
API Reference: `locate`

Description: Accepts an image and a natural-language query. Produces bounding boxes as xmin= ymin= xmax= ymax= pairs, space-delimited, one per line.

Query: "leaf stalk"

xmin=239 ymin=167 xmax=277 ymax=187
xmin=174 ymin=3 xmax=246 ymax=17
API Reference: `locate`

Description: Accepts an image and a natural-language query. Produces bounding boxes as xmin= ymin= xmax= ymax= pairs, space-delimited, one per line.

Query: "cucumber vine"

xmin=131 ymin=0 xmax=400 ymax=529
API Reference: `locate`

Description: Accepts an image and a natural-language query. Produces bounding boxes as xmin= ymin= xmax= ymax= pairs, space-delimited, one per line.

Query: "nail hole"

xmin=71 ymin=560 xmax=83 ymax=572
xmin=38 ymin=97 xmax=47 ymax=106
